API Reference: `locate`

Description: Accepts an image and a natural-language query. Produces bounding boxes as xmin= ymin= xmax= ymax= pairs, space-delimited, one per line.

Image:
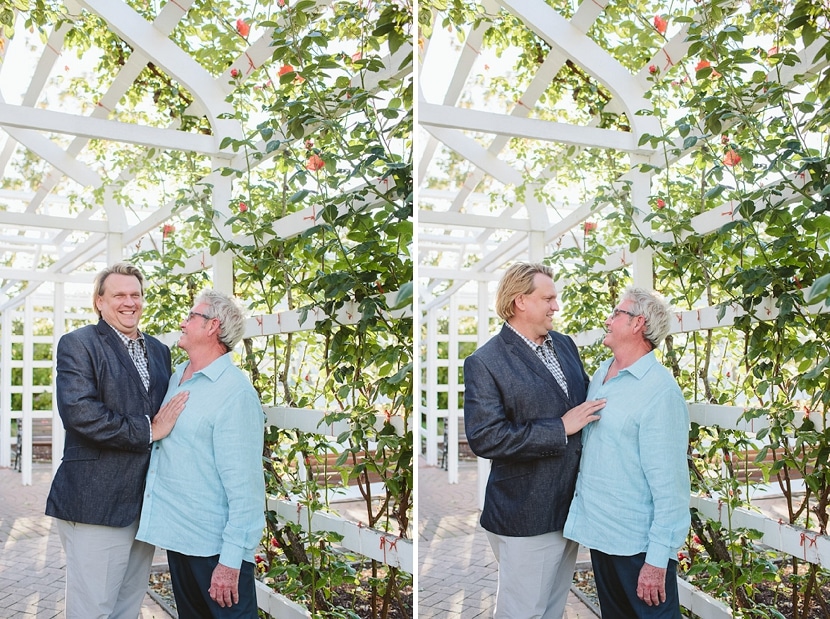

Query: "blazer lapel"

xmin=146 ymin=341 xmax=169 ymax=401
xmin=97 ymin=322 xmax=151 ymax=401
xmin=549 ymin=338 xmax=574 ymax=402
xmin=502 ymin=327 xmax=571 ymax=402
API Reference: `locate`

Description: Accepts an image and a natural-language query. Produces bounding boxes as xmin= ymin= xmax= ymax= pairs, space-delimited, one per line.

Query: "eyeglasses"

xmin=609 ymin=308 xmax=640 ymax=320
xmin=186 ymin=311 xmax=213 ymax=322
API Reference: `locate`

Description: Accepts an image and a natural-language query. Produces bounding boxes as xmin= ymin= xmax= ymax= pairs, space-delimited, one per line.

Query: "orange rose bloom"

xmin=306 ymin=154 xmax=325 ymax=171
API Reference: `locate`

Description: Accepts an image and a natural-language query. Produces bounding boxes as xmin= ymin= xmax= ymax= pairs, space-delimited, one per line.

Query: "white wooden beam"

xmin=264 ymin=407 xmax=405 ymax=438
xmin=0 ymin=211 xmax=108 ymax=233
xmin=421 ymin=123 xmax=524 ymax=186
xmin=692 ymin=495 xmax=830 ymax=570
xmin=0 ymin=269 xmax=91 ymax=283
xmin=0 ymin=103 xmax=218 ymax=155
xmin=77 ymin=0 xmax=239 ymax=146
xmin=421 ymin=102 xmax=651 ymax=154
xmin=420 ymin=209 xmax=532 ymax=231
xmin=497 ymin=0 xmax=660 ymax=139
xmin=420 ymin=268 xmax=502 ymax=282
xmin=0 ymin=120 xmax=102 ymax=188
xmin=268 ymin=497 xmax=413 ymax=572
xmin=255 ymin=582 xmax=311 ymax=619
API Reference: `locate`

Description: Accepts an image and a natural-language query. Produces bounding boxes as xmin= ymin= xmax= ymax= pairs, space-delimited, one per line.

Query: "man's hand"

xmin=561 ymin=399 xmax=605 ymax=436
xmin=150 ymin=391 xmax=188 ymax=441
xmin=209 ymin=562 xmax=241 ymax=608
xmin=637 ymin=562 xmax=667 ymax=606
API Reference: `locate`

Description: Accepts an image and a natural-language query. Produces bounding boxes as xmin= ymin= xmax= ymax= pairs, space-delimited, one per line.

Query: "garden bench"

xmin=733 ymin=447 xmax=808 ymax=483
xmin=441 ymin=416 xmax=471 ymax=470
xmin=305 ymin=450 xmax=384 ymax=486
xmin=298 ymin=449 xmax=387 ymax=502
xmin=13 ymin=418 xmax=53 ymax=472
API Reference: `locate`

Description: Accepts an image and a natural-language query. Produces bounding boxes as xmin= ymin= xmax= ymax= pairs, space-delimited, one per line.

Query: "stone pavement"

xmin=2 ymin=457 xmax=598 ymax=618
xmin=417 ymin=456 xmax=598 ymax=618
xmin=0 ymin=463 xmax=170 ymax=618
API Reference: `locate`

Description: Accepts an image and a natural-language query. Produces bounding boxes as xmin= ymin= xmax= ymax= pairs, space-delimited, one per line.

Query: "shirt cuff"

xmin=645 ymin=542 xmax=673 ymax=568
xmin=219 ymin=544 xmax=245 ymax=570
xmin=147 ymin=415 xmax=153 ymax=444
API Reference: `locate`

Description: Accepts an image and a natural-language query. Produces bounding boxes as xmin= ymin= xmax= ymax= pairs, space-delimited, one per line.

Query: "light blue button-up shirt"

xmin=137 ymin=353 xmax=265 ymax=568
xmin=564 ymin=351 xmax=691 ymax=568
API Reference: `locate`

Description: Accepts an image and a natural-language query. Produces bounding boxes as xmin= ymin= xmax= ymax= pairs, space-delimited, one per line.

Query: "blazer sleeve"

xmin=55 ymin=330 xmax=153 ymax=452
xmin=463 ymin=351 xmax=568 ymax=461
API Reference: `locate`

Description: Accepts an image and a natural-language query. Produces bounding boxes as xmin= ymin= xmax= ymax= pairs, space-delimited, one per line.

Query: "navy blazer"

xmin=463 ymin=324 xmax=589 ymax=537
xmin=46 ymin=320 xmax=172 ymax=527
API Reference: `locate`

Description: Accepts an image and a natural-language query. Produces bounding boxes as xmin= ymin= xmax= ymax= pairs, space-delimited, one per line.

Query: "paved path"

xmin=2 ymin=457 xmax=598 ymax=618
xmin=417 ymin=456 xmax=598 ymax=618
xmin=0 ymin=464 xmax=170 ymax=618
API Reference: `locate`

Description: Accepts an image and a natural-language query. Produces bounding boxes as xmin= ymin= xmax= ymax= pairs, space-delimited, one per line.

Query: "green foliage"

xmin=502 ymin=0 xmax=830 ymax=614
xmin=0 ymin=0 xmax=62 ymax=39
xmin=9 ymin=1 xmax=412 ymax=617
xmin=422 ymin=0 xmax=826 ymax=614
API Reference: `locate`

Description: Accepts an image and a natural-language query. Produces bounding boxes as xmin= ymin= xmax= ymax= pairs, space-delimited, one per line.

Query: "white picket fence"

xmin=233 ymin=304 xmax=412 ymax=616
xmin=257 ymin=405 xmax=411 ymax=617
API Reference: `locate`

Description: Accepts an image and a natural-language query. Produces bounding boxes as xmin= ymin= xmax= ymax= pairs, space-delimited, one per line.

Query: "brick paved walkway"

xmin=3 ymin=458 xmax=598 ymax=618
xmin=417 ymin=456 xmax=598 ymax=618
xmin=0 ymin=464 xmax=170 ymax=618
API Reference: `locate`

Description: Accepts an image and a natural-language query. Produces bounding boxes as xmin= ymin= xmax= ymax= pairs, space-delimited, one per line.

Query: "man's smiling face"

xmin=95 ymin=273 xmax=144 ymax=338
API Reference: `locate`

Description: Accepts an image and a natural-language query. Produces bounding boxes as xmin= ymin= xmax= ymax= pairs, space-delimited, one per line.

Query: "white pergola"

xmin=1 ymin=3 xmax=414 ymax=611
xmin=417 ymin=0 xmax=827 ymax=475
xmin=418 ymin=0 xmax=690 ymax=479
xmin=0 ymin=0 xmax=410 ymax=483
xmin=418 ymin=3 xmax=828 ymax=616
xmin=0 ymin=0 xmax=249 ymax=485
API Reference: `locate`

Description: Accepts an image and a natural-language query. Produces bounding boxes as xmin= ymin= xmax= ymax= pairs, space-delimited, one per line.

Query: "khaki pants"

xmin=486 ymin=530 xmax=579 ymax=619
xmin=56 ymin=517 xmax=155 ymax=619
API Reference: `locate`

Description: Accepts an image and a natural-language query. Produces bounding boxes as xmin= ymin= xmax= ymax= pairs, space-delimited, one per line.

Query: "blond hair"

xmin=92 ymin=263 xmax=145 ymax=318
xmin=495 ymin=263 xmax=554 ymax=321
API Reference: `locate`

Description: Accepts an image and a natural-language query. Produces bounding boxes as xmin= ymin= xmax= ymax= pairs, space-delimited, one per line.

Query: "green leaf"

xmin=391 ymin=282 xmax=412 ymax=309
xmin=289 ymin=189 xmax=311 ymax=204
xmin=806 ymin=273 xmax=830 ymax=303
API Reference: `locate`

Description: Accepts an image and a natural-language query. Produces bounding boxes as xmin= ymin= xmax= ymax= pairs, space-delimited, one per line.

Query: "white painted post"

xmin=0 ymin=311 xmax=11 ymax=468
xmin=528 ymin=229 xmax=545 ymax=263
xmin=425 ymin=308 xmax=439 ymax=465
xmin=21 ymin=297 xmax=34 ymax=485
xmin=211 ymin=161 xmax=235 ymax=295
xmin=106 ymin=232 xmax=123 ymax=265
xmin=447 ymin=293 xmax=459 ymax=484
xmin=630 ymin=155 xmax=655 ymax=290
xmin=213 ymin=252 xmax=235 ymax=296
xmin=52 ymin=283 xmax=65 ymax=478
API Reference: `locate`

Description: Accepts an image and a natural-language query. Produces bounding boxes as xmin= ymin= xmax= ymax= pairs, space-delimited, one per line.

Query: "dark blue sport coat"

xmin=463 ymin=323 xmax=589 ymax=537
xmin=46 ymin=320 xmax=172 ymax=527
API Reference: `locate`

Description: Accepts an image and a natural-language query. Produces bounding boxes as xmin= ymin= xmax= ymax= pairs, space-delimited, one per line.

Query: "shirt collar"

xmin=608 ymin=350 xmax=658 ymax=380
xmin=183 ymin=352 xmax=233 ymax=383
xmin=505 ymin=321 xmax=551 ymax=350
xmin=106 ymin=322 xmax=145 ymax=347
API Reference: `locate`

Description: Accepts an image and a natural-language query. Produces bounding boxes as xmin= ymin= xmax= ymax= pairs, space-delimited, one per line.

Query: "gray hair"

xmin=194 ymin=289 xmax=246 ymax=351
xmin=621 ymin=286 xmax=672 ymax=349
xmin=92 ymin=263 xmax=144 ymax=318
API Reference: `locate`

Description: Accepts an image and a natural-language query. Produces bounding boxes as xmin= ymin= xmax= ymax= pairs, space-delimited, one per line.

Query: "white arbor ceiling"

xmin=418 ymin=1 xmax=830 ymax=318
xmin=0 ymin=0 xmax=290 ymax=311
xmin=417 ymin=0 xmax=699 ymax=310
